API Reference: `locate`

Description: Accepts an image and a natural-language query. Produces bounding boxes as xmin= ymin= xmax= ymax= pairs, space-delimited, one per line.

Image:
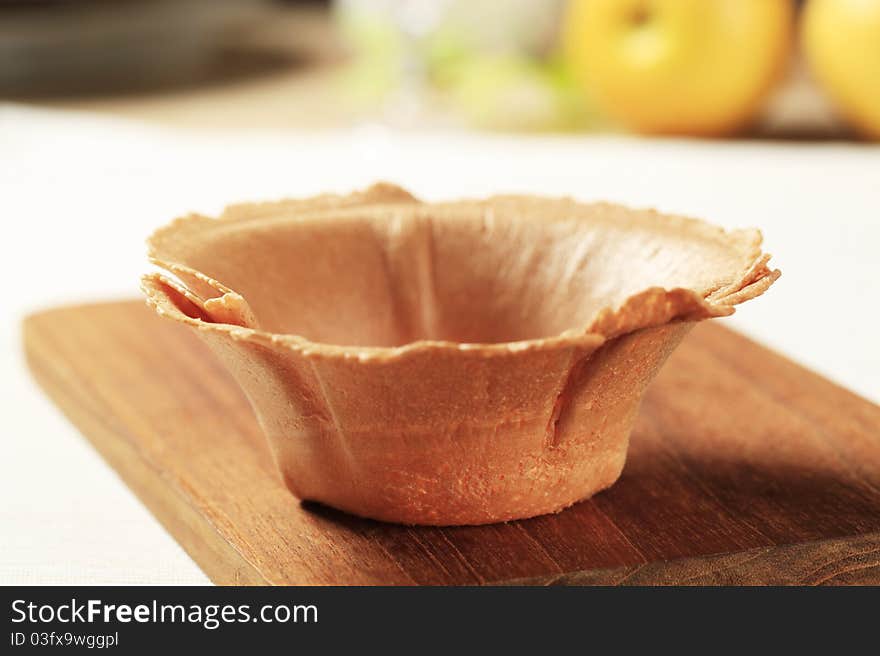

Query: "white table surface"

xmin=1 ymin=105 xmax=878 ymax=585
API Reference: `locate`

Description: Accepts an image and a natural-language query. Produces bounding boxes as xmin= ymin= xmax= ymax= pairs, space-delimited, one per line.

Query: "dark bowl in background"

xmin=0 ymin=0 xmax=293 ymax=97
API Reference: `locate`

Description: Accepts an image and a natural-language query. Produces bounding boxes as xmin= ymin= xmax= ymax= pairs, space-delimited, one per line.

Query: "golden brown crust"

xmin=144 ymin=182 xmax=778 ymax=360
xmin=141 ymin=183 xmax=779 ymax=525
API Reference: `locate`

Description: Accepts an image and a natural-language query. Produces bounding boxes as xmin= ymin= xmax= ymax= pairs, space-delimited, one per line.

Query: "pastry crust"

xmin=142 ymin=183 xmax=779 ymax=525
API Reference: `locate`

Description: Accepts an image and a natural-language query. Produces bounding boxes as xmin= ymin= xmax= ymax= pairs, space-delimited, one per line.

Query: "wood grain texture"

xmin=22 ymin=301 xmax=880 ymax=585
xmin=509 ymin=532 xmax=880 ymax=585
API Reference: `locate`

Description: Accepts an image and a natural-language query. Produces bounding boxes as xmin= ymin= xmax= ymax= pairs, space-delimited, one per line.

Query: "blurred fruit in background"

xmin=335 ymin=0 xmax=594 ymax=130
xmin=802 ymin=0 xmax=880 ymax=139
xmin=446 ymin=54 xmax=591 ymax=132
xmin=334 ymin=0 xmax=879 ymax=140
xmin=563 ymin=0 xmax=794 ymax=136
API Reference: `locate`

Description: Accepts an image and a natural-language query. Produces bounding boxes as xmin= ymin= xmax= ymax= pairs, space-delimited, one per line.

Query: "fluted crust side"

xmin=141 ymin=183 xmax=778 ymax=525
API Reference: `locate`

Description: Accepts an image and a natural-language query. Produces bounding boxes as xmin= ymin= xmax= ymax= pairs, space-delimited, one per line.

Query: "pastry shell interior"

xmin=142 ymin=183 xmax=779 ymax=525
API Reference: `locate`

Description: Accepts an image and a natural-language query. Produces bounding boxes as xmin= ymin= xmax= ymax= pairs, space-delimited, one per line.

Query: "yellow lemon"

xmin=802 ymin=0 xmax=880 ymax=139
xmin=563 ymin=0 xmax=795 ymax=136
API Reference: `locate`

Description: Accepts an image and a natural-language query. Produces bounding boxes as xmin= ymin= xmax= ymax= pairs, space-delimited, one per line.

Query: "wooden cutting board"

xmin=23 ymin=301 xmax=880 ymax=585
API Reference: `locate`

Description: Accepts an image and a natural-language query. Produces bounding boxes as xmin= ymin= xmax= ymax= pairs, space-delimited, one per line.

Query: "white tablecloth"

xmin=1 ymin=105 xmax=878 ymax=584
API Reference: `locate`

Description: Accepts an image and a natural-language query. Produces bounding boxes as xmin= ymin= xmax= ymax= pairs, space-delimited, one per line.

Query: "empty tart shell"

xmin=142 ymin=183 xmax=779 ymax=526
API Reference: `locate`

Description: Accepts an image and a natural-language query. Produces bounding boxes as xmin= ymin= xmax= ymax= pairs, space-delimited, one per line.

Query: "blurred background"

xmin=2 ymin=0 xmax=879 ymax=584
xmin=1 ymin=0 xmax=877 ymax=138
